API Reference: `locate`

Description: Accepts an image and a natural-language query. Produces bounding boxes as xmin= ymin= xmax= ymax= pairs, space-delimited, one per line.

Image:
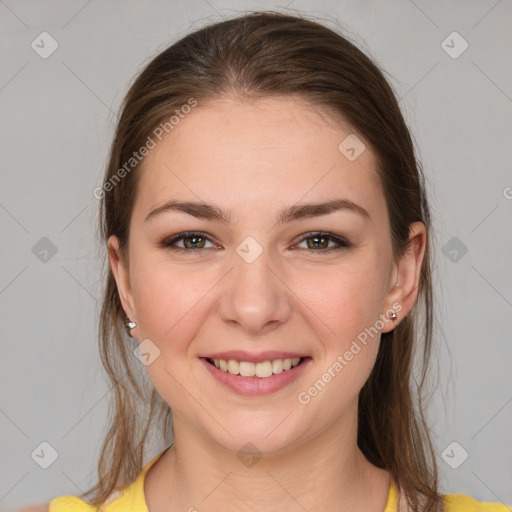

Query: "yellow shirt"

xmin=48 ymin=450 xmax=511 ymax=512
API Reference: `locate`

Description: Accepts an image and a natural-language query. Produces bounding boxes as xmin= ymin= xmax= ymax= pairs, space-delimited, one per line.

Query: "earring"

xmin=388 ymin=312 xmax=398 ymax=323
xmin=125 ymin=316 xmax=137 ymax=337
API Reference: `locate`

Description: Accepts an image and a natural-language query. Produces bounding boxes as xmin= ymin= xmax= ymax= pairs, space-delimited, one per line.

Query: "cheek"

xmin=294 ymin=268 xmax=385 ymax=406
xmin=289 ymin=256 xmax=388 ymax=392
xmin=131 ymin=262 xmax=212 ymax=342
xmin=293 ymin=260 xmax=388 ymax=340
xmin=128 ymin=260 xmax=216 ymax=410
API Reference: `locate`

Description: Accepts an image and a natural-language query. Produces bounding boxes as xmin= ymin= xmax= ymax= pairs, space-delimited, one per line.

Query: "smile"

xmin=206 ymin=356 xmax=303 ymax=378
xmin=200 ymin=356 xmax=312 ymax=396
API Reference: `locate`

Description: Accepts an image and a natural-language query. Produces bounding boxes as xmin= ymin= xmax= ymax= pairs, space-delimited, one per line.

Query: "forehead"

xmin=134 ymin=95 xmax=385 ymax=220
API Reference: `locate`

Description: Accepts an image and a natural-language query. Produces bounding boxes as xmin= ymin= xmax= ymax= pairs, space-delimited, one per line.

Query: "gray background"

xmin=1 ymin=0 xmax=511 ymax=509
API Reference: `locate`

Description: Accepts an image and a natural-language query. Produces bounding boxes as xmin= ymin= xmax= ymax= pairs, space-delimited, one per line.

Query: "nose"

xmin=217 ymin=246 xmax=293 ymax=335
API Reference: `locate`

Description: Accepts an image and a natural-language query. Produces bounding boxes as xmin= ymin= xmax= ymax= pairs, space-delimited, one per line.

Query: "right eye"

xmin=159 ymin=231 xmax=219 ymax=251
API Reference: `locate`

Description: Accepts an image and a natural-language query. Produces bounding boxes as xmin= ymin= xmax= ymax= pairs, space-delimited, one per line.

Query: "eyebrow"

xmin=144 ymin=198 xmax=370 ymax=225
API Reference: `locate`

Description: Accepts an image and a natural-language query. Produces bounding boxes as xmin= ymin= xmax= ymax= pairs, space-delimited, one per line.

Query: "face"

xmin=109 ymin=95 xmax=425 ymax=454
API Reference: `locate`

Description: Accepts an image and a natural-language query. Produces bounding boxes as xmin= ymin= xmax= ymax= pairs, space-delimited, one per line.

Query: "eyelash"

xmin=158 ymin=231 xmax=351 ymax=254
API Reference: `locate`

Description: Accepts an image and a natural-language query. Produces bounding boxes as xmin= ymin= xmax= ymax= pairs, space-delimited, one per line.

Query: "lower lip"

xmin=200 ymin=357 xmax=312 ymax=396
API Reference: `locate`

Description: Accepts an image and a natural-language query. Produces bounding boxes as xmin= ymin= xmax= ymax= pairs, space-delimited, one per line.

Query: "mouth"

xmin=202 ymin=356 xmax=310 ymax=378
xmin=200 ymin=356 xmax=312 ymax=395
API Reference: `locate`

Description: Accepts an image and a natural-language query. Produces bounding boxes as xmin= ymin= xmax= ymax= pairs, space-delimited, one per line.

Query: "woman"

xmin=28 ymin=10 xmax=508 ymax=512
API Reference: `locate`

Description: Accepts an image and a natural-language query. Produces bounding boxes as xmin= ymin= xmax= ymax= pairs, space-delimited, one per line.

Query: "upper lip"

xmin=201 ymin=351 xmax=309 ymax=363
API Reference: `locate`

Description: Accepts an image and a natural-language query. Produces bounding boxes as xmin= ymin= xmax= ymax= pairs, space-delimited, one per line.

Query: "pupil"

xmin=186 ymin=236 xmax=204 ymax=249
xmin=310 ymin=236 xmax=327 ymax=249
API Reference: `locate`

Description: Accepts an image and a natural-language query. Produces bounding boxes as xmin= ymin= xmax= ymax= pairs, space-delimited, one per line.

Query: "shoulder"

xmin=443 ymin=493 xmax=511 ymax=512
xmin=46 ymin=496 xmax=97 ymax=511
xmin=45 ymin=487 xmax=132 ymax=511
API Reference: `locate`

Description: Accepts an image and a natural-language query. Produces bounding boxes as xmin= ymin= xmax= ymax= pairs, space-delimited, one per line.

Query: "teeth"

xmin=211 ymin=357 xmax=302 ymax=378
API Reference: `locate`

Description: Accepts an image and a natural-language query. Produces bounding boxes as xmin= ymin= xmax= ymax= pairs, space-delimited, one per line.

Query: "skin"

xmin=108 ymin=95 xmax=426 ymax=512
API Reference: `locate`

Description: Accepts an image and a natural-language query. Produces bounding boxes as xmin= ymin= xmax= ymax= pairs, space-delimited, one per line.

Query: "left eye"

xmin=159 ymin=231 xmax=350 ymax=252
xmin=295 ymin=232 xmax=350 ymax=252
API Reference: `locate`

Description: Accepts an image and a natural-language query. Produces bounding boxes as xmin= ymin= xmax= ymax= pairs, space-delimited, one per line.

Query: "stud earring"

xmin=125 ymin=316 xmax=137 ymax=337
xmin=388 ymin=312 xmax=398 ymax=322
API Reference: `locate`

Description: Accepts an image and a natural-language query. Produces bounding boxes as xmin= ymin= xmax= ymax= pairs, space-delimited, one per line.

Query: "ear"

xmin=381 ymin=222 xmax=427 ymax=333
xmin=108 ymin=235 xmax=139 ymax=339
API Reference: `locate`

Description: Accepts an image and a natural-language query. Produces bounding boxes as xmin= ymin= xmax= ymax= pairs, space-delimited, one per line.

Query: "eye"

xmin=159 ymin=231 xmax=350 ymax=253
xmin=295 ymin=232 xmax=350 ymax=252
xmin=159 ymin=232 xmax=218 ymax=251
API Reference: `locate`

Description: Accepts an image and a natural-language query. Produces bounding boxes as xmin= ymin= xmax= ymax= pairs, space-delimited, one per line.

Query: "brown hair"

xmin=84 ymin=10 xmax=443 ymax=511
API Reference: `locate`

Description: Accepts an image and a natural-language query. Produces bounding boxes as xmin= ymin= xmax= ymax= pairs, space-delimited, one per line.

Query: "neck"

xmin=145 ymin=409 xmax=391 ymax=512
